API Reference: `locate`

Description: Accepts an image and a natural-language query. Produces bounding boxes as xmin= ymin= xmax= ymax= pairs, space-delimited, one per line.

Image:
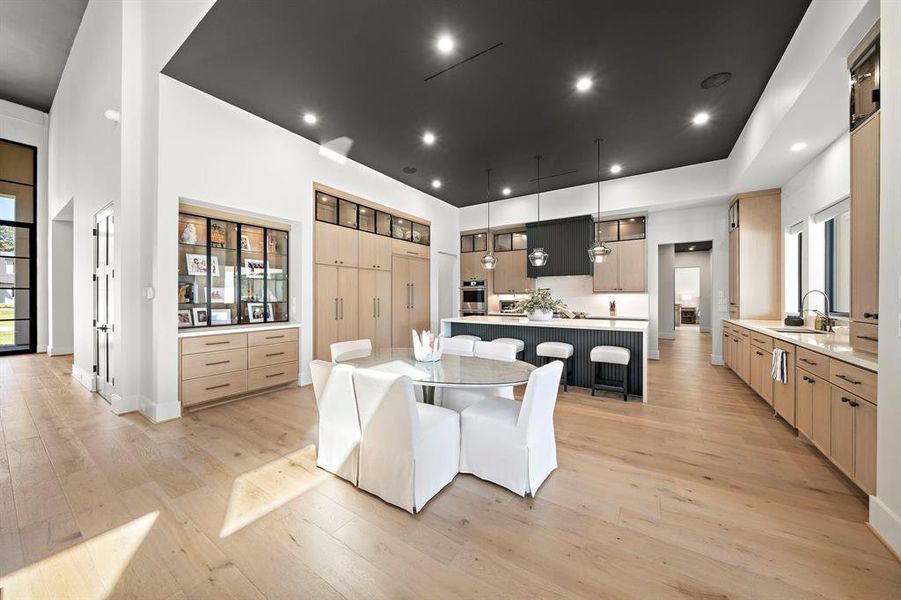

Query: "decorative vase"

xmin=412 ymin=330 xmax=443 ymax=362
xmin=527 ymin=309 xmax=554 ymax=322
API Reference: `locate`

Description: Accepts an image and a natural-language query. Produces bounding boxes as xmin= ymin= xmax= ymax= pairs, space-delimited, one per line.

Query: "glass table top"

xmin=341 ymin=348 xmax=535 ymax=387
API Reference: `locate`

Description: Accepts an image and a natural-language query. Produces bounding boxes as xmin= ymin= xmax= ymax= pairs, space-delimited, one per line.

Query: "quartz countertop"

xmin=442 ymin=315 xmax=647 ymax=332
xmin=725 ymin=319 xmax=877 ymax=372
xmin=178 ymin=322 xmax=300 ymax=338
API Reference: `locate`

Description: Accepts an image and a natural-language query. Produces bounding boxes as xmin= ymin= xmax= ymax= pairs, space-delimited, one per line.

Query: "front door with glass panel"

xmin=94 ymin=206 xmax=115 ymax=400
xmin=0 ymin=140 xmax=37 ymax=354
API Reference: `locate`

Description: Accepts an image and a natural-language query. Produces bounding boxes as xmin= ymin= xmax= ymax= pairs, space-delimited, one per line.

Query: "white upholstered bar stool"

xmin=536 ymin=342 xmax=574 ymax=391
xmin=491 ymin=337 xmax=525 ymax=357
xmin=331 ymin=339 xmax=372 ymax=362
xmin=589 ymin=345 xmax=631 ymax=401
xmin=452 ymin=334 xmax=481 ymax=342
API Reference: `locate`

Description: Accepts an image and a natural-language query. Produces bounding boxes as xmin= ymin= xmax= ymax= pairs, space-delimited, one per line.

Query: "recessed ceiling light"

xmin=692 ymin=112 xmax=710 ymax=125
xmin=431 ymin=179 xmax=442 ymax=189
xmin=610 ymin=164 xmax=622 ymax=174
xmin=422 ymin=131 xmax=436 ymax=145
xmin=689 ymin=246 xmax=696 ymax=251
xmin=502 ymin=187 xmax=511 ymax=196
xmin=303 ymin=112 xmax=317 ymax=124
xmin=575 ymin=77 xmax=592 ymax=92
xmin=790 ymin=142 xmax=807 ymax=152
xmin=436 ymin=35 xmax=454 ymax=54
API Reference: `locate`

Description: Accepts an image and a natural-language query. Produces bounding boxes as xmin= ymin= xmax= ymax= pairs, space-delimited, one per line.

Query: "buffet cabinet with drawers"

xmin=179 ymin=325 xmax=300 ymax=411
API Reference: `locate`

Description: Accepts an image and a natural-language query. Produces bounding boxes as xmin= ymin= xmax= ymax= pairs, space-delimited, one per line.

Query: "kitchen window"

xmin=824 ymin=211 xmax=850 ymax=315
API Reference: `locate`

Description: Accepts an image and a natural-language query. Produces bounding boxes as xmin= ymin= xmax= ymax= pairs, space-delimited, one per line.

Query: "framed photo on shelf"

xmin=244 ymin=258 xmax=265 ymax=278
xmin=210 ymin=308 xmax=232 ymax=325
xmin=210 ymin=222 xmax=227 ymax=248
xmin=177 ymin=282 xmax=194 ymax=304
xmin=186 ymin=253 xmax=220 ymax=276
xmin=240 ymin=234 xmax=252 ymax=251
xmin=210 ymin=287 xmax=225 ymax=303
xmin=177 ymin=309 xmax=193 ymax=328
xmin=192 ymin=307 xmax=209 ymax=326
xmin=246 ymin=302 xmax=265 ymax=323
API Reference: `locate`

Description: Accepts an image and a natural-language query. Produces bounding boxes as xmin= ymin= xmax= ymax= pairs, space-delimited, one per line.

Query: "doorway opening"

xmin=49 ymin=199 xmax=74 ymax=356
xmin=675 ymin=266 xmax=701 ymax=331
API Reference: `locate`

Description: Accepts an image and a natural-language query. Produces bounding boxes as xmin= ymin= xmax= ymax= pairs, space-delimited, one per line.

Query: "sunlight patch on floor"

xmin=0 ymin=511 xmax=159 ymax=600
xmin=220 ymin=444 xmax=328 ymax=538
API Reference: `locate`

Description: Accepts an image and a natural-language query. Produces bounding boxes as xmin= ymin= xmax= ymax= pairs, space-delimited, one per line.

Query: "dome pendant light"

xmin=587 ymin=137 xmax=613 ymax=264
xmin=480 ymin=168 xmax=498 ymax=270
xmin=528 ymin=154 xmax=549 ymax=267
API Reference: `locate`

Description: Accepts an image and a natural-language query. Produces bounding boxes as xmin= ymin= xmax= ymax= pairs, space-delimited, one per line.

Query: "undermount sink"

xmin=768 ymin=327 xmax=828 ymax=335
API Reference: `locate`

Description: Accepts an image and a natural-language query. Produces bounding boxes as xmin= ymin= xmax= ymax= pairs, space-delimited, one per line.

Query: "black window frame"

xmin=314 ymin=190 xmax=430 ymax=245
xmin=824 ymin=218 xmax=849 ymax=317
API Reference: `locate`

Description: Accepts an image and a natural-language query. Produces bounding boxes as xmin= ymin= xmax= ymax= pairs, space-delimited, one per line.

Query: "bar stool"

xmin=590 ymin=346 xmax=630 ymax=401
xmin=453 ymin=335 xmax=481 ymax=342
xmin=536 ymin=342 xmax=574 ymax=391
xmin=491 ymin=337 xmax=525 ymax=356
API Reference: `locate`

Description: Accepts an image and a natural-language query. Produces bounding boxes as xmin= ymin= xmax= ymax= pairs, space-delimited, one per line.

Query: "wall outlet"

xmin=143 ymin=287 xmax=155 ymax=299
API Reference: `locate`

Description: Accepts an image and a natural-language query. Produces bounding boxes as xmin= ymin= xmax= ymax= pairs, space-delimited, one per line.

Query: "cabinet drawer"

xmin=181 ymin=348 xmax=247 ymax=380
xmin=849 ymin=322 xmax=878 ymax=354
xmin=248 ymin=327 xmax=298 ymax=347
xmin=248 ymin=341 xmax=297 ymax=368
xmin=392 ymin=239 xmax=429 ymax=258
xmin=181 ymin=371 xmax=247 ymax=407
xmin=248 ymin=361 xmax=298 ymax=391
xmin=830 ymin=360 xmax=877 ymax=404
xmin=750 ymin=332 xmax=773 ymax=351
xmin=795 ymin=347 xmax=830 ymax=379
xmin=182 ymin=333 xmax=247 ymax=355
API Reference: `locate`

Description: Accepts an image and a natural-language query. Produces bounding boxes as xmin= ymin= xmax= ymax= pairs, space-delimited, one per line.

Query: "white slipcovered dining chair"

xmin=309 ymin=360 xmax=360 ymax=485
xmin=331 ymin=339 xmax=372 ymax=362
xmin=441 ymin=341 xmax=518 ymax=412
xmin=459 ymin=360 xmax=563 ymax=497
xmin=440 ymin=337 xmax=475 ymax=357
xmin=352 ymin=368 xmax=460 ymax=513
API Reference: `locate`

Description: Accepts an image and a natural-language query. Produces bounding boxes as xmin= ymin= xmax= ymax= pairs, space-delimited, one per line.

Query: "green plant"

xmin=514 ymin=289 xmax=566 ymax=314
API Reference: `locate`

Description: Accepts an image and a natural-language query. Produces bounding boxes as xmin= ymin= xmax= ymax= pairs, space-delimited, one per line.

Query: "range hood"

xmin=526 ymin=215 xmax=594 ymax=278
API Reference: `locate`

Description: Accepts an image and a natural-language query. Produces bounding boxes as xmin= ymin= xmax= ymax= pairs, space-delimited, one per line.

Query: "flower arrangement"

xmin=514 ymin=289 xmax=566 ymax=321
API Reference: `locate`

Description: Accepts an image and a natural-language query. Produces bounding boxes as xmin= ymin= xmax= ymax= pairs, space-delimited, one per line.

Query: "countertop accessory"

xmin=587 ymin=137 xmax=613 ymax=264
xmin=784 ymin=314 xmax=804 ymax=326
xmin=515 ymin=288 xmax=565 ymax=321
xmin=412 ymin=330 xmax=443 ymax=362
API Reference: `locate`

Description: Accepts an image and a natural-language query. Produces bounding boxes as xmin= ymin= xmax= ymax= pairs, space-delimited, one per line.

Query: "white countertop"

xmin=488 ymin=312 xmax=648 ymax=321
xmin=725 ymin=319 xmax=877 ymax=372
xmin=178 ymin=322 xmax=300 ymax=338
xmin=443 ymin=315 xmax=648 ymax=332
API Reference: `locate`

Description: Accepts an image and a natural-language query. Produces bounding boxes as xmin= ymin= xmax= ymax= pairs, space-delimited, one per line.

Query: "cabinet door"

xmin=374 ymin=270 xmax=392 ymax=349
xmin=391 ymin=256 xmax=411 ymax=346
xmin=850 ymin=113 xmax=879 ymax=325
xmin=810 ymin=374 xmax=831 ymax=453
xmin=409 ymin=257 xmax=430 ymax=333
xmin=749 ymin=347 xmax=764 ymax=397
xmin=358 ymin=232 xmax=378 ymax=270
xmin=853 ymin=398 xmax=877 ymax=495
xmin=460 ymin=252 xmax=481 ymax=281
xmin=617 ymin=240 xmax=647 ymax=292
xmin=337 ymin=267 xmax=358 ymax=341
xmin=830 ymin=388 xmax=855 ymax=477
xmin=737 ymin=333 xmax=751 ymax=383
xmin=315 ymin=221 xmax=339 ymax=265
xmin=314 ymin=264 xmax=339 ymax=359
xmin=772 ymin=343 xmax=794 ymax=422
xmin=728 ymin=228 xmax=739 ymax=312
xmin=796 ymin=370 xmax=813 ymax=438
xmin=376 ymin=235 xmax=393 ymax=271
xmin=492 ymin=251 xmax=514 ymax=293
xmin=512 ymin=250 xmax=534 ymax=292
xmin=337 ymin=226 xmax=359 ymax=267
xmin=358 ymin=269 xmax=378 ymax=344
xmin=592 ymin=241 xmax=620 ymax=292
xmin=723 ymin=332 xmax=732 ymax=369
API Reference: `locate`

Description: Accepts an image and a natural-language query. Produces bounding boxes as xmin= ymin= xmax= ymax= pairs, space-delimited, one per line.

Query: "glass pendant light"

xmin=528 ymin=154 xmax=549 ymax=267
xmin=587 ymin=137 xmax=613 ymax=264
xmin=480 ymin=168 xmax=497 ymax=269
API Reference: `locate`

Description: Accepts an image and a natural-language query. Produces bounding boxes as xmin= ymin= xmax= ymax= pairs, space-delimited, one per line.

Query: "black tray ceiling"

xmin=163 ymin=0 xmax=810 ymax=208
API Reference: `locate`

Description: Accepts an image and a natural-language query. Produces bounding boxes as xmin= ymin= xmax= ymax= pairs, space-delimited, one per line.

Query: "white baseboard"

xmin=47 ymin=345 xmax=74 ymax=357
xmin=139 ymin=396 xmax=181 ymax=423
xmin=658 ymin=332 xmax=676 ymax=340
xmin=870 ymin=496 xmax=901 ymax=558
xmin=700 ymin=327 xmax=711 ymax=333
xmin=37 ymin=344 xmax=47 ymax=353
xmin=710 ymin=354 xmax=724 ymax=366
xmin=71 ymin=363 xmax=96 ymax=392
xmin=648 ymin=350 xmax=660 ymax=360
xmin=110 ymin=393 xmax=139 ymax=415
xmin=299 ymin=369 xmax=311 ymax=386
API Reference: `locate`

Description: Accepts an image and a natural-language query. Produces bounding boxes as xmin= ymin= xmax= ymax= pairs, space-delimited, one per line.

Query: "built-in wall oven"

xmin=461 ymin=280 xmax=487 ymax=316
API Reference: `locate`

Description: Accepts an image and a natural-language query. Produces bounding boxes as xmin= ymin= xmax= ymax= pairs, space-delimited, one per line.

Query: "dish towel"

xmin=771 ymin=348 xmax=787 ymax=384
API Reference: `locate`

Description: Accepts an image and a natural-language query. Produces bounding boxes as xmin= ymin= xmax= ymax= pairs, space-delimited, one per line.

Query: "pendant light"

xmin=587 ymin=137 xmax=613 ymax=264
xmin=480 ymin=168 xmax=498 ymax=269
xmin=528 ymin=154 xmax=549 ymax=267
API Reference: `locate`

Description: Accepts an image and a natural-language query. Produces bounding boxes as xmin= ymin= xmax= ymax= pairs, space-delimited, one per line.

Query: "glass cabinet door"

xmin=239 ymin=225 xmax=266 ymax=324
xmin=316 ymin=193 xmax=338 ymax=223
xmin=178 ymin=214 xmax=209 ymax=328
xmin=412 ymin=222 xmax=430 ymax=245
xmin=376 ymin=211 xmax=392 ymax=236
xmin=358 ymin=206 xmax=376 ymax=233
xmin=265 ymin=228 xmax=289 ymax=322
xmin=210 ymin=219 xmax=239 ymax=325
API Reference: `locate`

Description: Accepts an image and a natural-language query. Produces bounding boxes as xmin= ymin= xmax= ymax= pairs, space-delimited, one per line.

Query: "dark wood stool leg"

xmin=591 ymin=361 xmax=596 ymax=396
xmin=622 ymin=362 xmax=629 ymax=401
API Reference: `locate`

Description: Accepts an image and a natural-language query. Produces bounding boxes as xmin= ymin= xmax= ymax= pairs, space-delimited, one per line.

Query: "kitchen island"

xmin=441 ymin=316 xmax=647 ymax=400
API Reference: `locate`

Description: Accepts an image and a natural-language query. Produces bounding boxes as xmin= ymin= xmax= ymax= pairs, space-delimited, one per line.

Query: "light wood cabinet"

xmin=314 ymin=265 xmax=358 ymax=360
xmin=723 ymin=331 xmax=733 ymax=369
xmin=727 ymin=190 xmax=782 ymax=319
xmin=750 ymin=345 xmax=773 ymax=407
xmin=460 ymin=252 xmax=485 ymax=282
xmin=593 ymin=239 xmax=647 ymax=293
xmin=797 ymin=369 xmax=832 ymax=453
xmin=772 ymin=341 xmax=795 ymax=425
xmin=358 ymin=269 xmax=391 ymax=350
xmin=358 ymin=232 xmax=392 ymax=271
xmin=493 ymin=250 xmax=532 ymax=293
xmin=736 ymin=329 xmax=750 ymax=384
xmin=854 ymin=397 xmax=877 ymax=495
xmin=392 ymin=238 xmax=429 ymax=259
xmin=830 ymin=388 xmax=855 ymax=477
xmin=392 ymin=255 xmax=430 ymax=346
xmin=315 ymin=221 xmax=359 ymax=266
xmin=849 ymin=112 xmax=880 ymax=351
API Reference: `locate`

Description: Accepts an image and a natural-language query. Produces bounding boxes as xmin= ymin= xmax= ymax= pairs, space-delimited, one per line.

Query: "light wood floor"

xmin=0 ymin=329 xmax=899 ymax=599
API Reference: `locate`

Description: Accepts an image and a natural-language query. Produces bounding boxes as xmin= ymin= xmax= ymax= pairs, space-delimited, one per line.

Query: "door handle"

xmin=96 ymin=324 xmax=109 ymax=332
xmin=334 ymin=298 xmax=338 ymax=320
xmin=410 ymin=284 xmax=414 ymax=309
xmin=340 ymin=298 xmax=344 ymax=320
xmin=373 ymin=297 xmax=376 ymax=318
xmin=377 ymin=297 xmax=381 ymax=318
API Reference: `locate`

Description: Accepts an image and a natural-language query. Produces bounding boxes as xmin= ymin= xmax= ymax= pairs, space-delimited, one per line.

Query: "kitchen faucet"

xmin=800 ymin=290 xmax=834 ymax=332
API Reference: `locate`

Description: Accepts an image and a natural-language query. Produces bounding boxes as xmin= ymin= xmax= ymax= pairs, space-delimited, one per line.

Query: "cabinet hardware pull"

xmin=863 ymin=312 xmax=878 ymax=319
xmin=334 ymin=298 xmax=338 ymax=320
xmin=205 ymin=360 xmax=231 ymax=366
xmin=334 ymin=260 xmax=338 ymax=264
xmin=411 ymin=284 xmax=414 ymax=309
xmin=799 ymin=358 xmax=816 ymax=365
xmin=205 ymin=383 xmax=230 ymax=391
xmin=841 ymin=396 xmax=850 ymax=403
xmin=205 ymin=341 xmax=231 ymax=346
xmin=836 ymin=374 xmax=861 ymax=385
xmin=377 ymin=297 xmax=380 ymax=318
xmin=406 ymin=251 xmax=417 ymax=255
xmin=373 ymin=297 xmax=377 ymax=318
xmin=265 ymin=335 xmax=285 ymax=340
xmin=266 ymin=351 xmax=285 ymax=357
xmin=265 ymin=372 xmax=285 ymax=378
xmin=755 ymin=351 xmax=763 ymax=356
xmin=849 ymin=400 xmax=859 ymax=407
xmin=856 ymin=335 xmax=878 ymax=342
xmin=340 ymin=298 xmax=344 ymax=320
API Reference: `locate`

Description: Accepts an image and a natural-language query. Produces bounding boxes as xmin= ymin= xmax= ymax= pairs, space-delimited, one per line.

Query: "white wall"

xmin=657 ymin=245 xmax=675 ymax=340
xmin=872 ymin=0 xmax=901 ymax=558
xmin=48 ymin=216 xmax=73 ymax=355
xmin=674 ymin=249 xmax=712 ymax=332
xmin=532 ymin=276 xmax=648 ymax=318
xmin=156 ymin=77 xmax=459 ymax=408
xmin=0 ymin=99 xmax=49 ymax=352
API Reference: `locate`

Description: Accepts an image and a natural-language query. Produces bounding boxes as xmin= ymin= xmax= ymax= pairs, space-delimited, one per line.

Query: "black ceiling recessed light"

xmin=403 ymin=166 xmax=417 ymax=174
xmin=700 ymin=71 xmax=732 ymax=89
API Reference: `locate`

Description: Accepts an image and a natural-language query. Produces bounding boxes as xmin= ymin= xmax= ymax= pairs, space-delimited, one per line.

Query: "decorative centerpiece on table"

xmin=514 ymin=289 xmax=566 ymax=322
xmin=412 ymin=330 xmax=443 ymax=362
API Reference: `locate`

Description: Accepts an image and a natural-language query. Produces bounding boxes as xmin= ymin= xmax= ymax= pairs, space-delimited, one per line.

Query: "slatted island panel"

xmin=441 ymin=316 xmax=647 ymax=400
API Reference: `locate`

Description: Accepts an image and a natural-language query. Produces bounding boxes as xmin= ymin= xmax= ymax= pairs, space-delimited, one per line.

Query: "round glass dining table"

xmin=341 ymin=348 xmax=536 ymax=405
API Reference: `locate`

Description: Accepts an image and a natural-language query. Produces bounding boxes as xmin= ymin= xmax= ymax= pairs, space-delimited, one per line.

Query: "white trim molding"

xmin=870 ymin=496 xmax=901 ymax=558
xmin=139 ymin=397 xmax=181 ymax=423
xmin=47 ymin=346 xmax=74 ymax=357
xmin=110 ymin=393 xmax=139 ymax=415
xmin=71 ymin=363 xmax=97 ymax=392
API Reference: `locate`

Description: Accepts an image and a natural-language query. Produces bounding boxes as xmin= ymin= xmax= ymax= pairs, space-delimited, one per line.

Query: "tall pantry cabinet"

xmin=727 ymin=189 xmax=782 ymax=319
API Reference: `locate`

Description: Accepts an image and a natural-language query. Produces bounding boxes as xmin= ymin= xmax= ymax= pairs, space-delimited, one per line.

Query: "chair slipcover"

xmin=459 ymin=360 xmax=563 ymax=497
xmin=473 ymin=341 xmax=517 ymax=361
xmin=440 ymin=337 xmax=475 ymax=356
xmin=331 ymin=339 xmax=373 ymax=362
xmin=353 ymin=368 xmax=460 ymax=513
xmin=491 ymin=337 xmax=525 ymax=352
xmin=309 ymin=360 xmax=360 ymax=485
xmin=442 ymin=341 xmax=518 ymax=412
xmin=452 ymin=334 xmax=481 ymax=342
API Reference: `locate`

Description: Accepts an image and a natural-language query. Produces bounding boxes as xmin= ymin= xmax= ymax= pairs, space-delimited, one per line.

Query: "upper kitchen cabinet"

xmin=727 ymin=189 xmax=782 ymax=319
xmin=492 ymin=230 xmax=532 ymax=293
xmin=592 ymin=217 xmax=647 ymax=293
xmin=849 ymin=22 xmax=880 ymax=131
xmin=460 ymin=230 xmax=490 ymax=281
